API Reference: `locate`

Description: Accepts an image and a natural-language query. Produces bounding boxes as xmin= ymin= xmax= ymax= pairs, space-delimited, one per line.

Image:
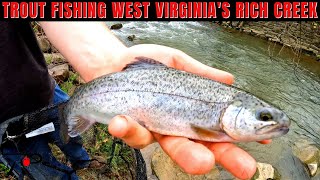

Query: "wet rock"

xmin=293 ymin=140 xmax=319 ymax=163
xmin=307 ymin=163 xmax=318 ymax=176
xmin=236 ymin=21 xmax=244 ymax=30
xmin=231 ymin=21 xmax=239 ymax=28
xmin=43 ymin=53 xmax=66 ymax=65
xmin=141 ymin=144 xmax=160 ymax=180
xmin=48 ymin=64 xmax=69 ymax=82
xmin=221 ymin=21 xmax=232 ymax=28
xmin=293 ymin=139 xmax=320 ymax=177
xmin=127 ymin=35 xmax=136 ymax=41
xmin=251 ymin=163 xmax=281 ymax=180
xmin=282 ymin=37 xmax=296 ymax=46
xmin=37 ymin=36 xmax=51 ymax=52
xmin=238 ymin=21 xmax=244 ymax=28
xmin=250 ymin=29 xmax=265 ymax=37
xmin=151 ymin=147 xmax=220 ymax=180
xmin=110 ymin=23 xmax=123 ymax=30
xmin=313 ymin=169 xmax=320 ymax=179
xmin=243 ymin=29 xmax=252 ymax=34
xmin=273 ymin=27 xmax=282 ymax=33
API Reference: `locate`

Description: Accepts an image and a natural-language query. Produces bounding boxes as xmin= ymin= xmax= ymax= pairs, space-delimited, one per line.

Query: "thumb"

xmin=108 ymin=115 xmax=155 ymax=149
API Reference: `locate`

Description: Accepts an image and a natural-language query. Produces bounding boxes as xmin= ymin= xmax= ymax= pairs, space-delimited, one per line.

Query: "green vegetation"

xmin=0 ymin=164 xmax=10 ymax=175
xmin=60 ymin=72 xmax=79 ymax=95
xmin=30 ymin=22 xmax=40 ymax=34
xmin=79 ymin=124 xmax=136 ymax=179
xmin=50 ymin=124 xmax=136 ymax=180
xmin=44 ymin=54 xmax=53 ymax=65
xmin=0 ymin=163 xmax=15 ymax=179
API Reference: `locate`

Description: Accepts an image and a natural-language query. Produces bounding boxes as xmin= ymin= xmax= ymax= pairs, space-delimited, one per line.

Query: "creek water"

xmin=106 ymin=21 xmax=320 ymax=179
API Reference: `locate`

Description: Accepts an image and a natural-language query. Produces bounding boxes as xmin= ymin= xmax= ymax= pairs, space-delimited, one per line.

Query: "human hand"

xmin=40 ymin=22 xmax=270 ymax=179
xmin=99 ymin=44 xmax=270 ymax=179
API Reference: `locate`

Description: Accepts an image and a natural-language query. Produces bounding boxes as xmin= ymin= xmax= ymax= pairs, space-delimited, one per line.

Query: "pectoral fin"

xmin=68 ymin=115 xmax=95 ymax=137
xmin=190 ymin=124 xmax=227 ymax=139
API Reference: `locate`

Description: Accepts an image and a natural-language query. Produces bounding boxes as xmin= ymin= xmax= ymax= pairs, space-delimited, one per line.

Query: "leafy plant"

xmin=61 ymin=72 xmax=79 ymax=95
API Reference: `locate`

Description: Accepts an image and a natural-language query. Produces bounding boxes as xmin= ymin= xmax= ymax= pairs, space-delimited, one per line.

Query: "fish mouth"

xmin=256 ymin=125 xmax=290 ymax=135
xmin=273 ymin=126 xmax=289 ymax=134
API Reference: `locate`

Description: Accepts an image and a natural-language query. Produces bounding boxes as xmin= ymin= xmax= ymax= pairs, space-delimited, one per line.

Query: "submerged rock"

xmin=292 ymin=139 xmax=320 ymax=177
xmin=151 ymin=148 xmax=220 ymax=180
xmin=307 ymin=163 xmax=318 ymax=177
xmin=110 ymin=23 xmax=123 ymax=30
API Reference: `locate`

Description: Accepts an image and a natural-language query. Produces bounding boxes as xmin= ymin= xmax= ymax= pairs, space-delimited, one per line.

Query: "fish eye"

xmin=260 ymin=113 xmax=273 ymax=121
xmin=256 ymin=109 xmax=273 ymax=121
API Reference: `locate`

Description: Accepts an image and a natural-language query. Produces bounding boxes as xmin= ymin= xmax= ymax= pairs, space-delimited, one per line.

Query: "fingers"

xmin=258 ymin=139 xmax=272 ymax=144
xmin=170 ymin=52 xmax=234 ymax=85
xmin=201 ymin=142 xmax=257 ymax=180
xmin=153 ymin=133 xmax=215 ymax=175
xmin=108 ymin=115 xmax=155 ymax=149
xmin=125 ymin=44 xmax=234 ymax=85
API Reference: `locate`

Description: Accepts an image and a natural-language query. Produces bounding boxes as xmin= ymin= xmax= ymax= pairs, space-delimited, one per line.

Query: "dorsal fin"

xmin=123 ymin=56 xmax=167 ymax=70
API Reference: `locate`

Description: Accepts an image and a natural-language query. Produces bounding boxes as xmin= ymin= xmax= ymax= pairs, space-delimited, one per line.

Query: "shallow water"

xmin=106 ymin=21 xmax=320 ymax=179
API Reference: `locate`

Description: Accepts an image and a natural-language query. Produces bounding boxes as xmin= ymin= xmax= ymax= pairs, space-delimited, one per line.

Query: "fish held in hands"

xmin=64 ymin=57 xmax=290 ymax=142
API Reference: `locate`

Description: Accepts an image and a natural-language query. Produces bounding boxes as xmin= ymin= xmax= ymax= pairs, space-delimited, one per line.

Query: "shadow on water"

xmin=107 ymin=21 xmax=320 ymax=179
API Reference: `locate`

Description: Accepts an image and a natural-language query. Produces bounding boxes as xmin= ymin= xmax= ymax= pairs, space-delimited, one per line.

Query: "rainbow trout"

xmin=64 ymin=57 xmax=290 ymax=142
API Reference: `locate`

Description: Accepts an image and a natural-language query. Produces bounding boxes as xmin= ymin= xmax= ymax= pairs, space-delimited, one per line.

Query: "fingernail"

xmin=109 ymin=116 xmax=128 ymax=137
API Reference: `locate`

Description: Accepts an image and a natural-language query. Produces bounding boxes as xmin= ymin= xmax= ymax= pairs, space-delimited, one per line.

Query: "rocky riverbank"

xmin=217 ymin=21 xmax=320 ymax=61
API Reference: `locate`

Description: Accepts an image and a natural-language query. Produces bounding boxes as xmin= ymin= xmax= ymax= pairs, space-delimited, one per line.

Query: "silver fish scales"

xmin=64 ymin=58 xmax=290 ymax=142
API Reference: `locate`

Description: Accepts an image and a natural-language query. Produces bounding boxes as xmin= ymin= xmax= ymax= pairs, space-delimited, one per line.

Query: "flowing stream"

xmin=106 ymin=21 xmax=320 ymax=179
